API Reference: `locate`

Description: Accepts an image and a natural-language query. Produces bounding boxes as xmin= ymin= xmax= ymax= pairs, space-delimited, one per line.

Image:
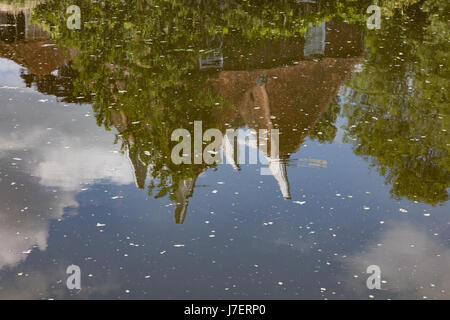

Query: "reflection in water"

xmin=0 ymin=1 xmax=48 ymax=43
xmin=6 ymin=1 xmax=366 ymax=223
xmin=345 ymin=223 xmax=450 ymax=299
xmin=0 ymin=0 xmax=448 ymax=299
xmin=0 ymin=86 xmax=134 ymax=270
xmin=341 ymin=0 xmax=449 ymax=205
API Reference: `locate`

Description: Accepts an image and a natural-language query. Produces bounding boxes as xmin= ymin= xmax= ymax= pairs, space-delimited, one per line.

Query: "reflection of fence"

xmin=0 ymin=10 xmax=49 ymax=42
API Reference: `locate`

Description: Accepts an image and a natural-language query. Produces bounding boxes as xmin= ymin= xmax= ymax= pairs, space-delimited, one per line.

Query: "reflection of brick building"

xmin=0 ymin=40 xmax=69 ymax=76
xmin=0 ymin=5 xmax=74 ymax=80
xmin=207 ymin=20 xmax=363 ymax=203
xmin=0 ymin=7 xmax=80 ymax=101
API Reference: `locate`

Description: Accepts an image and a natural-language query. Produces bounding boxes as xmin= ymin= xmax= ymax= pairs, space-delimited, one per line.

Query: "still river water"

xmin=0 ymin=0 xmax=448 ymax=299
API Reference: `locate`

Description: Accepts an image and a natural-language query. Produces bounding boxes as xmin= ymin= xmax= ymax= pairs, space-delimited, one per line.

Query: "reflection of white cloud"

xmin=0 ymin=87 xmax=134 ymax=269
xmin=344 ymin=223 xmax=450 ymax=299
xmin=36 ymin=146 xmax=133 ymax=190
xmin=0 ymin=89 xmax=134 ymax=190
xmin=0 ymin=58 xmax=22 ymax=72
xmin=0 ymin=178 xmax=78 ymax=269
xmin=0 ymin=58 xmax=25 ymax=87
xmin=0 ymin=263 xmax=120 ymax=300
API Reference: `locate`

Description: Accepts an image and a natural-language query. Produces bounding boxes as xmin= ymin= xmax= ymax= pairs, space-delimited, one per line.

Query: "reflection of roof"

xmin=0 ymin=41 xmax=71 ymax=77
xmin=210 ymin=57 xmax=362 ymax=155
xmin=174 ymin=178 xmax=195 ymax=224
xmin=223 ymin=132 xmax=240 ymax=171
xmin=0 ymin=7 xmax=70 ymax=78
xmin=126 ymin=148 xmax=148 ymax=190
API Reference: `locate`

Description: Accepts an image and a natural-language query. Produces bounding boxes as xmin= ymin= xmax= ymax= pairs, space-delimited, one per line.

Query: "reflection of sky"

xmin=0 ymin=58 xmax=25 ymax=87
xmin=344 ymin=223 xmax=450 ymax=299
xmin=0 ymin=88 xmax=134 ymax=272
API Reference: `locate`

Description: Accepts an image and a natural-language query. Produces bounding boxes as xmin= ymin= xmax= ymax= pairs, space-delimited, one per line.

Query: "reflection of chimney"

xmin=223 ymin=133 xmax=240 ymax=171
xmin=126 ymin=148 xmax=148 ymax=189
xmin=264 ymin=128 xmax=291 ymax=200
xmin=248 ymin=76 xmax=291 ymax=200
xmin=114 ymin=108 xmax=148 ymax=189
xmin=174 ymin=178 xmax=195 ymax=224
xmin=267 ymin=158 xmax=291 ymax=200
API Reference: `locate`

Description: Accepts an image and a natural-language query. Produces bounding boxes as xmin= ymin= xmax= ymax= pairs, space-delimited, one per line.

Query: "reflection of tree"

xmin=30 ymin=0 xmax=368 ymax=201
xmin=342 ymin=0 xmax=449 ymax=205
xmin=19 ymin=64 xmax=91 ymax=103
xmin=30 ymin=0 xmax=449 ymax=209
xmin=32 ymin=0 xmax=238 ymax=202
xmin=309 ymin=100 xmax=341 ymax=144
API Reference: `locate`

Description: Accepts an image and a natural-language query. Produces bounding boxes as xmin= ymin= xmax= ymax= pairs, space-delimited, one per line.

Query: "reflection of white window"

xmin=199 ymin=49 xmax=224 ymax=70
xmin=304 ymin=21 xmax=326 ymax=58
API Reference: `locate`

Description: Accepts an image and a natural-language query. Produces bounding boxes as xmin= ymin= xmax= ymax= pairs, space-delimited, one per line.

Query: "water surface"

xmin=0 ymin=0 xmax=448 ymax=299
